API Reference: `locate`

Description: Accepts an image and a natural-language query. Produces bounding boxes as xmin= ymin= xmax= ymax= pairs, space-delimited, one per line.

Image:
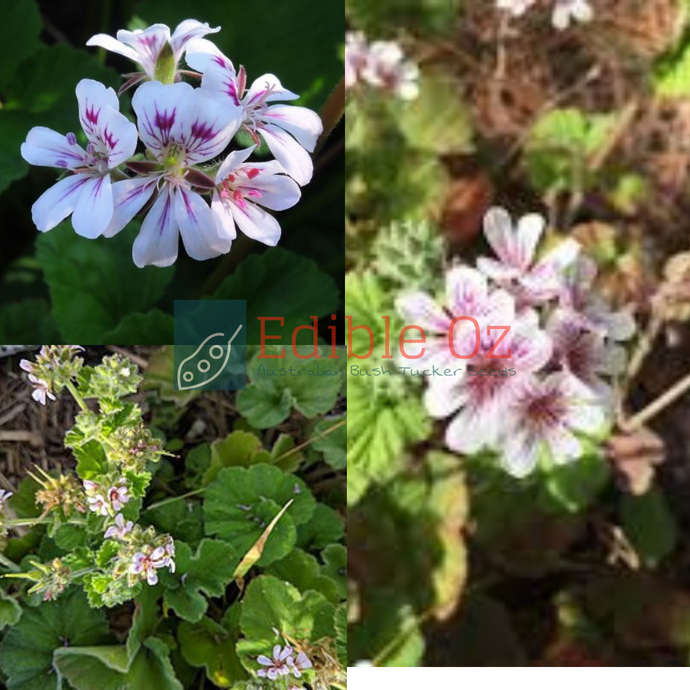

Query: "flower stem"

xmin=146 ymin=487 xmax=206 ymax=512
xmin=65 ymin=380 xmax=89 ymax=413
xmin=314 ymin=76 xmax=345 ymax=156
xmin=0 ymin=554 xmax=20 ymax=572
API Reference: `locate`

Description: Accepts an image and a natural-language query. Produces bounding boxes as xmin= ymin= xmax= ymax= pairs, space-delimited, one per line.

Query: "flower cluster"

xmin=496 ymin=0 xmax=594 ymax=30
xmin=396 ymin=207 xmax=635 ymax=477
xmin=256 ymin=644 xmax=313 ymax=684
xmin=20 ymin=345 xmax=84 ymax=405
xmin=20 ymin=19 xmax=322 ymax=268
xmin=345 ymin=32 xmax=420 ymax=101
xmin=12 ymin=349 xmax=175 ymax=606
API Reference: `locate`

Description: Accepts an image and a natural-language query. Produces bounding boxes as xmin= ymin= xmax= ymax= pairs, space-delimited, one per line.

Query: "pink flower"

xmin=501 ymin=372 xmax=606 ymax=476
xmin=87 ymin=493 xmax=109 ymax=516
xmin=345 ymin=32 xmax=369 ymax=90
xmin=107 ymin=482 xmax=130 ymax=512
xmin=424 ymin=313 xmax=553 ymax=455
xmin=289 ymin=651 xmax=313 ymax=678
xmin=361 ymin=40 xmax=420 ymax=101
xmin=211 ymin=146 xmax=301 ymax=248
xmin=257 ymin=645 xmax=294 ymax=680
xmin=185 ymin=46 xmax=322 ymax=185
xmin=19 ymin=359 xmax=34 ymax=373
xmin=27 ymin=375 xmax=56 ymax=405
xmin=20 ymin=80 xmax=138 ymax=238
xmin=396 ymin=265 xmax=515 ymax=368
xmin=104 ymin=513 xmax=133 ymax=540
xmin=477 ymin=207 xmax=580 ymax=306
xmin=130 ymin=546 xmax=167 ymax=586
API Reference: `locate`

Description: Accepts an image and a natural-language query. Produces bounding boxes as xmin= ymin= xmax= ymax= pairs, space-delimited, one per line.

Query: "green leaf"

xmin=621 ymin=488 xmax=678 ymax=566
xmin=334 ymin=604 xmax=347 ymax=667
xmin=178 ymin=615 xmax=248 ymax=688
xmin=321 ymin=544 xmax=347 ymax=600
xmin=542 ymin=450 xmax=610 ymax=513
xmin=73 ymin=440 xmax=108 ymax=480
xmin=238 ymin=346 xmax=344 ymax=428
xmin=142 ymin=500 xmax=204 ymax=547
xmin=143 ymin=345 xmax=200 ymax=406
xmin=297 ymin=503 xmax=345 ymax=552
xmin=655 ymin=39 xmax=690 ymax=96
xmin=237 ymin=575 xmax=335 ymax=673
xmin=346 ymin=0 xmax=461 ymax=35
xmin=395 ymin=67 xmax=472 ymax=154
xmin=311 ymin=415 xmax=346 ymax=469
xmin=204 ymin=466 xmax=315 ymax=566
xmin=102 ymin=310 xmax=174 ymax=344
xmin=163 ymin=540 xmax=240 ymax=623
xmin=36 ymin=223 xmax=174 ymax=343
xmin=0 ymin=589 xmax=111 ymax=690
xmin=0 ymin=300 xmax=61 ymax=342
xmin=0 ymin=0 xmax=41 ymax=90
xmin=0 ymin=589 xmax=22 ymax=631
xmin=210 ymin=248 xmax=339 ymax=342
xmin=205 ymin=431 xmax=272 ymax=484
xmin=265 ymin=549 xmax=341 ymax=603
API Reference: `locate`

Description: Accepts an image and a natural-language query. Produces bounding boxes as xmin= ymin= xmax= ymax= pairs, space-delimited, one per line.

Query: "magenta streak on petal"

xmin=142 ymin=106 xmax=176 ymax=150
xmin=122 ymin=181 xmax=155 ymax=205
xmin=222 ymin=79 xmax=240 ymax=105
xmin=102 ymin=128 xmax=119 ymax=150
xmin=58 ymin=175 xmax=90 ymax=203
xmin=159 ymin=193 xmax=173 ymax=236
xmin=181 ymin=188 xmax=197 ymax=222
xmin=55 ymin=159 xmax=67 ymax=168
xmin=248 ymin=89 xmax=267 ymax=105
xmin=92 ymin=176 xmax=105 ymax=198
xmin=85 ymin=105 xmax=100 ymax=125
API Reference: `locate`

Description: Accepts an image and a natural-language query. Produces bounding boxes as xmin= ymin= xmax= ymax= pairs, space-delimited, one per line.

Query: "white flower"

xmin=289 ymin=650 xmax=313 ymax=678
xmin=105 ymin=81 xmax=242 ymax=267
xmin=104 ymin=513 xmax=133 ymax=540
xmin=425 ymin=313 xmax=553 ymax=455
xmin=130 ymin=543 xmax=173 ymax=586
xmin=501 ymin=372 xmax=606 ymax=476
xmin=552 ymin=0 xmax=593 ymax=30
xmin=257 ymin=645 xmax=294 ymax=680
xmin=107 ymin=482 xmax=130 ymax=512
xmin=27 ymin=374 xmax=56 ymax=405
xmin=20 ymin=79 xmax=138 ymax=238
xmin=87 ymin=493 xmax=109 ymax=516
xmin=211 ymin=146 xmax=301 ymax=248
xmin=185 ymin=44 xmax=323 ymax=186
xmin=396 ymin=265 xmax=515 ymax=368
xmin=86 ymin=19 xmax=220 ymax=84
xmin=477 ymin=207 xmax=580 ymax=306
xmin=345 ymin=31 xmax=369 ymax=90
xmin=361 ymin=40 xmax=420 ymax=101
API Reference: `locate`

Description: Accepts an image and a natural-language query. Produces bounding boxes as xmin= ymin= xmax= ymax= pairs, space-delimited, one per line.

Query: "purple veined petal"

xmin=72 ymin=174 xmax=114 ymax=238
xmin=395 ymin=291 xmax=451 ymax=334
xmin=132 ymin=186 xmax=179 ymax=268
xmin=150 ymin=547 xmax=165 ymax=561
xmin=199 ymin=55 xmax=241 ymax=105
xmin=260 ymin=104 xmax=323 ymax=153
xmin=501 ymin=429 xmax=541 ymax=478
xmin=445 ymin=392 xmax=504 ymax=455
xmin=445 ymin=266 xmax=489 ymax=318
xmin=229 ymin=196 xmax=282 ymax=246
xmin=170 ymin=19 xmax=220 ymax=59
xmin=211 ymin=190 xmax=237 ymax=244
xmin=185 ymin=37 xmax=231 ymax=73
xmin=116 ymin=24 xmax=172 ymax=78
xmin=267 ymin=669 xmax=278 ymax=681
xmin=132 ymin=81 xmax=192 ymax=160
xmin=104 ymin=177 xmax=157 ymax=238
xmin=514 ymin=213 xmax=544 ymax=269
xmin=475 ymin=256 xmax=520 ymax=282
xmin=76 ymin=80 xmax=120 ymax=148
xmin=21 ymin=126 xmax=86 ymax=170
xmin=273 ymin=645 xmax=283 ymax=660
xmin=31 ymin=174 xmax=91 ymax=233
xmin=257 ymin=655 xmax=273 ymax=667
xmin=257 ymin=123 xmax=314 ymax=186
xmin=237 ymin=170 xmax=301 ymax=212
xmin=244 ymin=73 xmax=300 ymax=104
xmin=483 ymin=206 xmax=516 ymax=266
xmin=172 ymin=88 xmax=242 ymax=164
xmin=104 ymin=525 xmax=117 ymax=539
xmin=146 ymin=569 xmax=159 ymax=586
xmin=86 ymin=34 xmax=140 ymax=63
xmin=256 ymin=670 xmax=268 ymax=678
xmin=174 ymin=186 xmax=230 ymax=260
xmin=215 ymin=146 xmax=255 ymax=181
xmin=93 ymin=105 xmax=138 ymax=168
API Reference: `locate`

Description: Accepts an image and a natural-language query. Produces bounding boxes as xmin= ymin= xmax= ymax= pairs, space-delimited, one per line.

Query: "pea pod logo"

xmin=176 ymin=326 xmax=243 ymax=390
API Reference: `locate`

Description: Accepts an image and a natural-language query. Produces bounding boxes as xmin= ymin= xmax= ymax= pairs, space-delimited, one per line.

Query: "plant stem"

xmin=314 ymin=76 xmax=345 ymax=156
xmin=146 ymin=487 xmax=206 ymax=512
xmin=0 ymin=554 xmax=20 ymax=572
xmin=65 ymin=380 xmax=89 ymax=413
xmin=274 ymin=417 xmax=346 ymax=462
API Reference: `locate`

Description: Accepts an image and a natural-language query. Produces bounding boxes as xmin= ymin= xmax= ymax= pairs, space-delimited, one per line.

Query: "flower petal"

xmin=85 ymin=34 xmax=140 ymax=62
xmin=172 ymin=87 xmax=243 ymax=164
xmin=215 ymin=146 xmax=255 ymax=181
xmin=396 ymin=291 xmax=450 ymax=334
xmin=483 ymin=206 xmax=516 ymax=266
xmin=184 ymin=37 xmax=229 ymax=73
xmin=211 ymin=191 xmax=237 ymax=243
xmin=260 ymin=104 xmax=322 ymax=152
xmin=133 ymin=81 xmax=192 ymax=160
xmin=514 ymin=213 xmax=544 ymax=269
xmin=21 ymin=126 xmax=86 ymax=170
xmin=257 ymin=123 xmax=314 ymax=186
xmin=170 ymin=19 xmax=220 ymax=58
xmin=174 ymin=186 xmax=230 ymax=260
xmin=238 ymin=169 xmax=301 ymax=211
xmin=230 ymin=198 xmax=282 ymax=246
xmin=245 ymin=74 xmax=300 ymax=104
xmin=132 ymin=187 xmax=179 ymax=268
xmin=31 ymin=174 xmax=91 ymax=233
xmin=72 ymin=174 xmax=114 ymax=238
xmin=104 ymin=177 xmax=157 ymax=238
xmin=116 ymin=24 xmax=171 ymax=78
